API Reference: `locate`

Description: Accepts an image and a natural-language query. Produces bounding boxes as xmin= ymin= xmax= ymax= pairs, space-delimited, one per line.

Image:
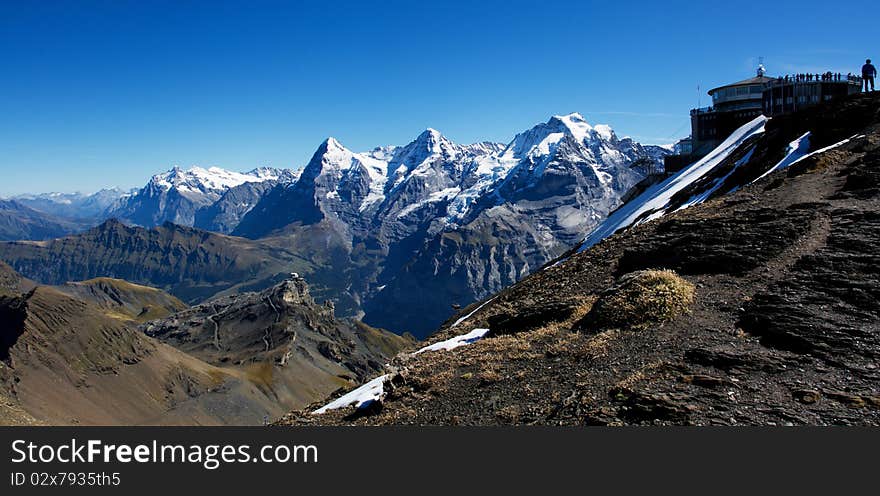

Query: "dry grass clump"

xmin=613 ymin=360 xmax=670 ymax=390
xmin=477 ymin=364 xmax=502 ymax=385
xmin=405 ymin=361 xmax=455 ymax=394
xmin=582 ymin=270 xmax=695 ymax=330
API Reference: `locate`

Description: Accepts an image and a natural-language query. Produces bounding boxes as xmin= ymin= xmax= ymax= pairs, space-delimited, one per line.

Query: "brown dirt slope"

xmin=0 ymin=285 xmax=309 ymax=425
xmin=55 ymin=277 xmax=188 ymax=323
xmin=280 ymin=93 xmax=880 ymax=426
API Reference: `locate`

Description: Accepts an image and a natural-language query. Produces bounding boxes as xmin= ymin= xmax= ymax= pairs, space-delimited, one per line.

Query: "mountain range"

xmin=0 ymin=113 xmax=669 ymax=336
xmin=107 ymin=166 xmax=300 ymax=231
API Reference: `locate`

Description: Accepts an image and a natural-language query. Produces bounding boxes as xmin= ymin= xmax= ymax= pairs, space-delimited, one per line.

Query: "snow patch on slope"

xmin=754 ymin=132 xmax=811 ymax=183
xmin=396 ymin=187 xmax=461 ymax=218
xmin=753 ymin=133 xmax=863 ymax=184
xmin=312 ymin=324 xmax=492 ymax=414
xmin=312 ymin=374 xmax=388 ymax=414
xmin=450 ymin=297 xmax=496 ymax=328
xmin=577 ymin=115 xmax=769 ymax=253
xmin=677 ymin=145 xmax=757 ymax=211
xmin=415 ymin=328 xmax=490 ymax=354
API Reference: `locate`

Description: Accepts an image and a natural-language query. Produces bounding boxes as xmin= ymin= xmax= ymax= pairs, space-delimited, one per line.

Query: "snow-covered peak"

xmin=593 ymin=124 xmax=616 ymax=141
xmin=411 ymin=128 xmax=458 ymax=158
xmin=549 ymin=112 xmax=594 ymax=142
xmin=299 ymin=137 xmax=360 ymax=180
xmin=423 ymin=127 xmax=441 ymax=139
xmin=324 ymin=136 xmax=345 ymax=151
xmin=504 ymin=113 xmax=613 ymax=160
xmin=318 ymin=137 xmax=354 ymax=167
xmin=298 ymin=136 xmax=391 ymax=211
xmin=148 ymin=165 xmax=278 ymax=194
xmin=245 ymin=167 xmax=295 ymax=182
xmin=384 ymin=129 xmax=462 ymax=188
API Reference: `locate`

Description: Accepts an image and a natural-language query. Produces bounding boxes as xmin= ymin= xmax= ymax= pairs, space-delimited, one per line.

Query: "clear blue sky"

xmin=1 ymin=0 xmax=876 ymax=196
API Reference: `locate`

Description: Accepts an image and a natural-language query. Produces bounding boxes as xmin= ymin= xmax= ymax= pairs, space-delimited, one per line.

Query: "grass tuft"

xmin=581 ymin=269 xmax=695 ymax=330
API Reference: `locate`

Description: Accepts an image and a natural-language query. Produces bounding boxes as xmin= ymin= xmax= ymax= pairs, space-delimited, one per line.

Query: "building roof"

xmin=708 ymin=76 xmax=775 ymax=95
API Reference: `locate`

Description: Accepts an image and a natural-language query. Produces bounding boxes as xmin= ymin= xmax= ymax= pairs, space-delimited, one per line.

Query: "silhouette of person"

xmin=863 ymin=59 xmax=877 ymax=92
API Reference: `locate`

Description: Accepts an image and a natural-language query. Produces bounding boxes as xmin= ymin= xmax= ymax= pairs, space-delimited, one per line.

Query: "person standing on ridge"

xmin=863 ymin=59 xmax=877 ymax=92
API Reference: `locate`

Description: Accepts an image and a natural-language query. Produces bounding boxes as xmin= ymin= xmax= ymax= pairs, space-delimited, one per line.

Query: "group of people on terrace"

xmin=774 ymin=59 xmax=876 ymax=92
xmin=778 ymin=72 xmax=855 ymax=83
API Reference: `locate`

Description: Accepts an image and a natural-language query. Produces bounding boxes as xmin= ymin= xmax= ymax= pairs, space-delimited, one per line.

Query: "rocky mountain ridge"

xmin=0 ymin=199 xmax=91 ymax=241
xmin=0 ymin=263 xmax=407 ymax=425
xmin=0 ymin=219 xmax=314 ymax=303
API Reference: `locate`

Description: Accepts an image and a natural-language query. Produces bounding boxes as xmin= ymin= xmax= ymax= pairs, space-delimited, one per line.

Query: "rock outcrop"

xmin=142 ymin=275 xmax=412 ymax=410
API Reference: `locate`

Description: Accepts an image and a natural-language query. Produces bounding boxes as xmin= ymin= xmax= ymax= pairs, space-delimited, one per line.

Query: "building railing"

xmin=690 ymin=102 xmax=763 ymax=115
xmin=766 ymin=73 xmax=864 ymax=86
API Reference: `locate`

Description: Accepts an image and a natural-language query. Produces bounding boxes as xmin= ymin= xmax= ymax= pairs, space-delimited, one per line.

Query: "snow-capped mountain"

xmin=232 ymin=130 xmax=506 ymax=239
xmin=233 ymin=113 xmax=668 ymax=336
xmin=362 ymin=114 xmax=665 ymax=335
xmin=3 ymin=113 xmax=668 ymax=334
xmin=107 ymin=166 xmax=299 ymax=230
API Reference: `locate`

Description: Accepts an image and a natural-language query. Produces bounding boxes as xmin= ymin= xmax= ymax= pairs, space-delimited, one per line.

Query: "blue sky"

xmin=0 ymin=0 xmax=876 ymax=196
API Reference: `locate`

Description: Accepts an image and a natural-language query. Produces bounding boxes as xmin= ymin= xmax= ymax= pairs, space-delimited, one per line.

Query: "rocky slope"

xmin=0 ymin=285 xmax=263 ymax=425
xmin=192 ymin=178 xmax=282 ymax=234
xmin=279 ymin=93 xmax=880 ymax=426
xmin=0 ymin=261 xmax=38 ymax=298
xmin=55 ymin=277 xmax=188 ymax=323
